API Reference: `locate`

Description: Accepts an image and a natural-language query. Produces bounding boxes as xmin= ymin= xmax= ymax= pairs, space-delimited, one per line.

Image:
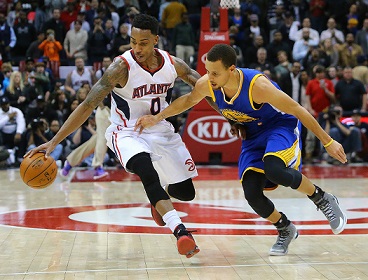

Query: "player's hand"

xmin=325 ymin=140 xmax=347 ymax=164
xmin=230 ymin=123 xmax=247 ymax=140
xmin=134 ymin=115 xmax=160 ymax=134
xmin=24 ymin=141 xmax=56 ymax=159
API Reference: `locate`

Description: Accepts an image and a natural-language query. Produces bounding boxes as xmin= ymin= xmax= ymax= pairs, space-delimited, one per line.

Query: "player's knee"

xmin=264 ymin=156 xmax=302 ymax=189
xmin=167 ymin=178 xmax=195 ymax=201
xmin=127 ymin=152 xmax=170 ymax=206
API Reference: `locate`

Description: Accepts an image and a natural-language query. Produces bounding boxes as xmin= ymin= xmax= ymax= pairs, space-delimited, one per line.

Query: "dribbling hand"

xmin=23 ymin=141 xmax=56 ymax=159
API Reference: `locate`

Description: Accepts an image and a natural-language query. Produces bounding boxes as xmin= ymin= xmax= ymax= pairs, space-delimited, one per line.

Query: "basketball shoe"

xmin=150 ymin=205 xmax=166 ymax=226
xmin=93 ymin=166 xmax=108 ymax=179
xmin=174 ymin=224 xmax=200 ymax=258
xmin=312 ymin=192 xmax=347 ymax=234
xmin=60 ymin=161 xmax=72 ymax=177
xmin=269 ymin=222 xmax=298 ymax=256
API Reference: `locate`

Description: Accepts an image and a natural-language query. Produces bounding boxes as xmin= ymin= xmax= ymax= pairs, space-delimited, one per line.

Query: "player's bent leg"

xmin=263 ymin=155 xmax=346 ymax=234
xmin=127 ymin=152 xmax=170 ymax=226
xmin=242 ymin=171 xmax=298 ymax=255
xmin=167 ymin=178 xmax=195 ymax=201
xmin=127 ymin=152 xmax=200 ymax=256
xmin=263 ymin=155 xmax=302 ymax=189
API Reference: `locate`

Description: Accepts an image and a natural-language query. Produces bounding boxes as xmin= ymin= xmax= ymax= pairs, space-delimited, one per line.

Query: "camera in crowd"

xmin=324 ymin=106 xmax=342 ymax=122
xmin=31 ymin=118 xmax=44 ymax=130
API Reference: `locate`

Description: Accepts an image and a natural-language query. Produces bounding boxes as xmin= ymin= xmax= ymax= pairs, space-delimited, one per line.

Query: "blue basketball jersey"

xmin=209 ymin=68 xmax=302 ymax=188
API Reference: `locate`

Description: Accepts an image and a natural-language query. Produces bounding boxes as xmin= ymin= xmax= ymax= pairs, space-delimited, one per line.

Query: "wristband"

xmin=323 ymin=139 xmax=334 ymax=148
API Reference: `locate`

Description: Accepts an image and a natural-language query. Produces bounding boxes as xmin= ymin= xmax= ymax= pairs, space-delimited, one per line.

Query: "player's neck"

xmin=222 ymin=69 xmax=240 ymax=97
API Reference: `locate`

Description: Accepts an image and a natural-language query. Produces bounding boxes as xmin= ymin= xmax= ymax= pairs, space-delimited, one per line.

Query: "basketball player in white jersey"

xmin=25 ymin=14 xmax=202 ymax=258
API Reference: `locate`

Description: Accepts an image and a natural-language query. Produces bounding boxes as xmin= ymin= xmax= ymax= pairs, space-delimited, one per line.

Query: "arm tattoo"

xmin=84 ymin=59 xmax=127 ymax=109
xmin=173 ymin=56 xmax=201 ymax=87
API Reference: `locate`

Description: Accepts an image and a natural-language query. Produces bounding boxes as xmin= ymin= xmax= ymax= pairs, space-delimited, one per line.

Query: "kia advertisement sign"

xmin=187 ymin=115 xmax=238 ymax=145
xmin=182 ymin=111 xmax=241 ymax=163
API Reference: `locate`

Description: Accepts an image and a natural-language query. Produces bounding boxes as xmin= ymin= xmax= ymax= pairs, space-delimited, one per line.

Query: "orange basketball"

xmin=20 ymin=152 xmax=58 ymax=189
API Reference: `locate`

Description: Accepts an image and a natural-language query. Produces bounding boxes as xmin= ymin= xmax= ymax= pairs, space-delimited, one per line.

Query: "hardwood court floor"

xmin=0 ymin=164 xmax=367 ymax=280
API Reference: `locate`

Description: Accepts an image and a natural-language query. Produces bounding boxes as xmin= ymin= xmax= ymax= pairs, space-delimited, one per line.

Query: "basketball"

xmin=20 ymin=152 xmax=58 ymax=189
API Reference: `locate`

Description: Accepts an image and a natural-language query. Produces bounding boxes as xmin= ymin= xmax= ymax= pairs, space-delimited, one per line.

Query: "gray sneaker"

xmin=269 ymin=222 xmax=298 ymax=256
xmin=314 ymin=193 xmax=347 ymax=234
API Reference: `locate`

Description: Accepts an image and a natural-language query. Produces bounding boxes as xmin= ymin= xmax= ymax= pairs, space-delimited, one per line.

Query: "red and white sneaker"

xmin=150 ymin=204 xmax=166 ymax=226
xmin=174 ymin=224 xmax=200 ymax=258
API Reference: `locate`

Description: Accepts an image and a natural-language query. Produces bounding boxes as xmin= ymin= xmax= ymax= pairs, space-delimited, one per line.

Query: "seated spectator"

xmin=26 ymin=32 xmax=46 ymax=60
xmin=320 ymin=17 xmax=344 ymax=45
xmin=50 ymin=89 xmax=69 ymax=125
xmin=337 ymin=33 xmax=364 ymax=68
xmin=274 ymin=50 xmax=292 ymax=90
xmin=1 ymin=63 xmax=13 ymax=93
xmin=70 ymin=11 xmax=90 ymax=33
xmin=12 ymin=10 xmax=36 ymax=65
xmin=326 ymin=66 xmax=339 ymax=87
xmin=64 ymin=20 xmax=88 ymax=65
xmin=3 ymin=71 xmax=28 ymax=113
xmin=289 ymin=17 xmax=320 ymax=44
xmin=335 ymin=67 xmax=367 ymax=112
xmin=229 ymin=34 xmax=244 ymax=68
xmin=172 ymin=13 xmax=195 ymax=65
xmin=21 ymin=57 xmax=35 ymax=86
xmin=88 ymin=17 xmax=110 ymax=64
xmin=322 ymin=105 xmax=362 ymax=163
xmin=61 ymin=0 xmax=78 ymax=31
xmin=249 ymin=47 xmax=274 ymax=74
xmin=355 ymin=18 xmax=368 ymax=57
xmin=63 ymin=98 xmax=80 ymax=123
xmin=31 ymin=62 xmax=52 ymax=102
xmin=0 ymin=97 xmax=26 ymax=165
xmin=303 ymin=47 xmax=330 ymax=76
xmin=26 ymin=95 xmax=58 ymax=126
xmin=350 ymin=109 xmax=368 ymax=161
xmin=23 ymin=117 xmax=63 ymax=161
xmin=292 ymin=28 xmax=319 ymax=63
xmin=111 ymin=23 xmax=130 ymax=57
xmin=352 ymin=55 xmax=368 ymax=89
xmin=320 ymin=38 xmax=339 ymax=67
xmin=266 ymin=31 xmax=291 ymax=66
xmin=64 ymin=57 xmax=96 ymax=97
xmin=38 ymin=29 xmax=63 ymax=63
xmin=95 ymin=56 xmax=112 ymax=80
xmin=345 ymin=3 xmax=359 ymax=36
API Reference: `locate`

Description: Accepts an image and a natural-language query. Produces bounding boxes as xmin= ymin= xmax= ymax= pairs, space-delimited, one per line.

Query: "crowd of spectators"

xmin=0 ymin=0 xmax=367 ymax=167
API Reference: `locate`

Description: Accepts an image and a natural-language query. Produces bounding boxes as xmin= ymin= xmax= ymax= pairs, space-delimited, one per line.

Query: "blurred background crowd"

xmin=0 ymin=0 xmax=368 ymax=169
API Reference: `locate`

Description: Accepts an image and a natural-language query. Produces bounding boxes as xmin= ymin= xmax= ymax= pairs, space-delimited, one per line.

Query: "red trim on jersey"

xmin=115 ymin=108 xmax=127 ymax=127
xmin=130 ymin=49 xmax=165 ymax=75
xmin=112 ymin=132 xmax=124 ymax=166
xmin=165 ymin=51 xmax=174 ymax=65
xmin=114 ymin=55 xmax=130 ymax=71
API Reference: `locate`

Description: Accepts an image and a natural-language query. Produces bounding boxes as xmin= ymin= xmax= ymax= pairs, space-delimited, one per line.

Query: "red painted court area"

xmin=71 ymin=165 xmax=368 ymax=182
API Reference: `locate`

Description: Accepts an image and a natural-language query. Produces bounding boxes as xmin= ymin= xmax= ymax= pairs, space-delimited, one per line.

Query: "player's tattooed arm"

xmin=172 ymin=56 xmax=201 ymax=87
xmin=84 ymin=58 xmax=128 ymax=109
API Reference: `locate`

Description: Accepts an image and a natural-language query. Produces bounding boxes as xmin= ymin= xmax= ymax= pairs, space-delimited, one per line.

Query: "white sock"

xmin=162 ymin=209 xmax=182 ymax=232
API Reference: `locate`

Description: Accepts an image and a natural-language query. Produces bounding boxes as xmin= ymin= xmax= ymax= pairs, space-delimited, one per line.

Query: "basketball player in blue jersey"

xmin=135 ymin=44 xmax=348 ymax=256
xmin=25 ymin=14 xmax=203 ymax=259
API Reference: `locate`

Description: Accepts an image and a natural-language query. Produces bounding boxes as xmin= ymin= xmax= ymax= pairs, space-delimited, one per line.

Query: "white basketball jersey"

xmin=110 ymin=49 xmax=178 ymax=129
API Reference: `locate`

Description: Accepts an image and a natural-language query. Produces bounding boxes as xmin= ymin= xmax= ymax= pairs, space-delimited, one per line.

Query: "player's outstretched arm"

xmin=25 ymin=59 xmax=128 ymax=158
xmin=252 ymin=75 xmax=347 ymax=164
xmin=135 ymin=76 xmax=211 ymax=133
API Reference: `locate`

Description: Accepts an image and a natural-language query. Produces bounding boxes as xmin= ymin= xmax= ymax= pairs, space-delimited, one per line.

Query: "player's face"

xmin=205 ymin=60 xmax=231 ymax=89
xmin=130 ymin=28 xmax=158 ymax=63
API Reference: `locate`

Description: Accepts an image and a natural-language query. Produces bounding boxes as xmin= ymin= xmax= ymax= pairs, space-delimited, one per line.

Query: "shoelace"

xmin=174 ymin=227 xmax=197 ymax=238
xmin=276 ymin=228 xmax=291 ymax=245
xmin=317 ymin=198 xmax=336 ymax=222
